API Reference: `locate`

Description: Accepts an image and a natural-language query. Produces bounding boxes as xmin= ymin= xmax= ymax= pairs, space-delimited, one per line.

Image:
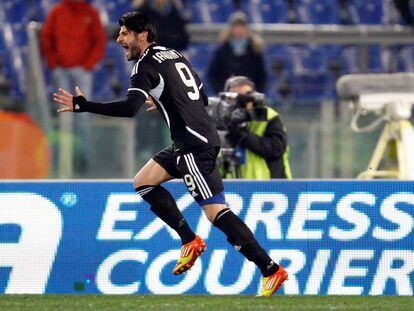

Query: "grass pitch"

xmin=0 ymin=295 xmax=413 ymax=310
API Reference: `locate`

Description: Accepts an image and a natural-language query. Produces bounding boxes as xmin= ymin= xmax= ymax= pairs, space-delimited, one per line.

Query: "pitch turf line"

xmin=0 ymin=295 xmax=413 ymax=310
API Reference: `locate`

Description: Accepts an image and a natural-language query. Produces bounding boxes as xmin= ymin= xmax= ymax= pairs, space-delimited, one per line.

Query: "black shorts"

xmin=153 ymin=146 xmax=224 ymax=203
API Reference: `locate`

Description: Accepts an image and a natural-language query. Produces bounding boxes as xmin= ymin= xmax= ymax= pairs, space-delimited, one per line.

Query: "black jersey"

xmin=127 ymin=44 xmax=220 ymax=151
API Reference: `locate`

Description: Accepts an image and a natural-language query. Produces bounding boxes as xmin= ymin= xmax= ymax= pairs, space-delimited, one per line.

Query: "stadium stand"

xmin=399 ymin=45 xmax=414 ymax=72
xmin=187 ymin=43 xmax=216 ymax=95
xmin=93 ymin=41 xmax=132 ymax=101
xmin=240 ymin=0 xmax=289 ymax=23
xmin=296 ymin=0 xmax=341 ymax=24
xmin=103 ymin=0 xmax=131 ymax=23
xmin=190 ymin=0 xmax=236 ymax=23
xmin=348 ymin=0 xmax=384 ymax=25
xmin=0 ymin=2 xmax=27 ymax=102
xmin=0 ymin=0 xmax=410 ymax=105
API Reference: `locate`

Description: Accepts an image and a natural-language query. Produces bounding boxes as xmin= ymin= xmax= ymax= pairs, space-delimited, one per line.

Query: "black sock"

xmin=136 ymin=185 xmax=196 ymax=245
xmin=213 ymin=208 xmax=278 ymax=277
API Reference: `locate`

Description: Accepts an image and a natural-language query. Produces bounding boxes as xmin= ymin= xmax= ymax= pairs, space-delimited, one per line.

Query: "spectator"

xmin=131 ymin=0 xmax=145 ymax=10
xmin=393 ymin=0 xmax=414 ymax=26
xmin=41 ymin=0 xmax=106 ymax=171
xmin=222 ymin=76 xmax=291 ymax=179
xmin=137 ymin=0 xmax=189 ymax=51
xmin=208 ymin=11 xmax=267 ymax=94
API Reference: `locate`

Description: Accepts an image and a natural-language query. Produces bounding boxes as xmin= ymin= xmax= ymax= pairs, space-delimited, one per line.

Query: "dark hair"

xmin=119 ymin=11 xmax=157 ymax=42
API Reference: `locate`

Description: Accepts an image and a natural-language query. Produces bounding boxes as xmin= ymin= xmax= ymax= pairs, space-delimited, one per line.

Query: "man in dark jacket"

xmin=223 ymin=76 xmax=291 ymax=179
xmin=207 ymin=12 xmax=267 ymax=93
xmin=138 ymin=0 xmax=189 ymax=51
xmin=393 ymin=0 xmax=414 ymax=26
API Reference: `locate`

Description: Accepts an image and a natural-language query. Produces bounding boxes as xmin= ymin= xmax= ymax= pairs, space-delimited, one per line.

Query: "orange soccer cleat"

xmin=173 ymin=235 xmax=206 ymax=275
xmin=259 ymin=265 xmax=289 ymax=297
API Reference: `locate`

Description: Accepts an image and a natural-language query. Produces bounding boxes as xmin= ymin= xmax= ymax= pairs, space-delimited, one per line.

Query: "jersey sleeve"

xmin=73 ymin=93 xmax=144 ymax=118
xmin=128 ymin=60 xmax=159 ymax=98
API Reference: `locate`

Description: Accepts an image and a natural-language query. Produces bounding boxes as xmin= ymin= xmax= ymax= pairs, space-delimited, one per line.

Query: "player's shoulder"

xmin=130 ymin=48 xmax=157 ymax=77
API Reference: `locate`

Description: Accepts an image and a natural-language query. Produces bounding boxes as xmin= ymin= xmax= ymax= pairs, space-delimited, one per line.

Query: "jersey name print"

xmin=152 ymin=49 xmax=181 ymax=63
xmin=128 ymin=44 xmax=220 ymax=151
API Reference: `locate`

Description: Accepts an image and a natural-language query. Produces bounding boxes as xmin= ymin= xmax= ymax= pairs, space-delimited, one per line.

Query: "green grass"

xmin=0 ymin=295 xmax=413 ymax=311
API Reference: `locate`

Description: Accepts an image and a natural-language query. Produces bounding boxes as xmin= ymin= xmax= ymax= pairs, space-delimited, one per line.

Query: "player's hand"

xmin=145 ymin=96 xmax=157 ymax=112
xmin=54 ymin=86 xmax=84 ymax=112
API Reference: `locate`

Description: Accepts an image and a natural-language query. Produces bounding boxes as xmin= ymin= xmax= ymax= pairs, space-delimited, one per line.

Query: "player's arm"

xmin=55 ymin=61 xmax=158 ymax=117
xmin=54 ymin=87 xmax=145 ymax=118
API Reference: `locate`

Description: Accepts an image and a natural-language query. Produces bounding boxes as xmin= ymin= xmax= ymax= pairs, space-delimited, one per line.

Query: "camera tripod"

xmin=220 ymin=148 xmax=243 ymax=179
xmin=358 ymin=120 xmax=414 ymax=179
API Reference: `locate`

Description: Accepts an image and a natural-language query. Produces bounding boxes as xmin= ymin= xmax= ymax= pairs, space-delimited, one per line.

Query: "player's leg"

xmin=134 ymin=147 xmax=196 ymax=246
xmin=204 ymin=202 xmax=288 ymax=296
xmin=202 ymin=201 xmax=280 ymax=277
xmin=179 ymin=147 xmax=288 ymax=296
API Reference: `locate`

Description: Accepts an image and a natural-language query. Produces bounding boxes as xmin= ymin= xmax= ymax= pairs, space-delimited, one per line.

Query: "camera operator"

xmin=220 ymin=76 xmax=292 ymax=179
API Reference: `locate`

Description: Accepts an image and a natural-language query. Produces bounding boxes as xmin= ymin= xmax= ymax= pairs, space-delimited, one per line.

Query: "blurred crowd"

xmin=1 ymin=0 xmax=413 ymax=108
xmin=1 ymin=0 xmax=414 ymax=178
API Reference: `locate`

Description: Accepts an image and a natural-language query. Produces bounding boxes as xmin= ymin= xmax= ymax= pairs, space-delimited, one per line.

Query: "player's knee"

xmin=202 ymin=208 xmax=216 ymax=223
xmin=133 ymin=173 xmax=146 ymax=189
xmin=133 ymin=159 xmax=172 ymax=190
xmin=201 ymin=203 xmax=228 ymax=223
xmin=199 ymin=192 xmax=227 ymax=222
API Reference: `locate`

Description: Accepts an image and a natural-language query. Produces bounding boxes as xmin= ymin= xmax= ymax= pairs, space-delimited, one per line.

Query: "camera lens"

xmin=236 ymin=94 xmax=254 ymax=107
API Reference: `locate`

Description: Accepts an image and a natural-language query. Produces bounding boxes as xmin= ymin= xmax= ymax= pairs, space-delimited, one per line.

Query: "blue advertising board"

xmin=0 ymin=180 xmax=413 ymax=295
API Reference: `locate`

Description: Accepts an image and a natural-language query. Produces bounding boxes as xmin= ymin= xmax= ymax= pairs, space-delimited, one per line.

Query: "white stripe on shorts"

xmin=184 ymin=154 xmax=207 ymax=199
xmin=189 ymin=153 xmax=213 ymax=198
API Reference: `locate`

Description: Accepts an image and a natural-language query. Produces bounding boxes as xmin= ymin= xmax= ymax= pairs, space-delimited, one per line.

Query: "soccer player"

xmin=54 ymin=11 xmax=288 ymax=297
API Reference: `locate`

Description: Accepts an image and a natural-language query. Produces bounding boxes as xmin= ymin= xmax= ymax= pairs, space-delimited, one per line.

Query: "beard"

xmin=127 ymin=50 xmax=138 ymax=61
xmin=126 ymin=41 xmax=141 ymax=61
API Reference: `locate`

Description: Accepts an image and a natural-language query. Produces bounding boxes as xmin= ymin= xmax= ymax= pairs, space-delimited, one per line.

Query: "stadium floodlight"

xmin=336 ymin=73 xmax=414 ymax=179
